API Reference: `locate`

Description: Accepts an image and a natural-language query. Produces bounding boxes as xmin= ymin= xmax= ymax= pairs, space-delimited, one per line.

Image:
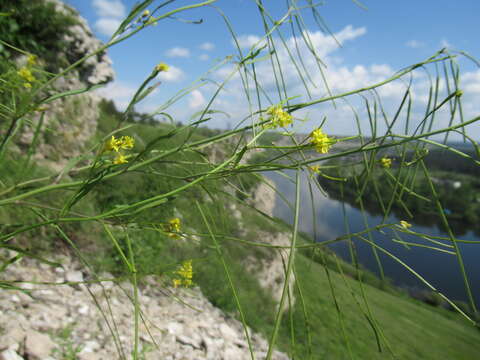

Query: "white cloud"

xmin=157 ymin=65 xmax=185 ymax=82
xmin=441 ymin=38 xmax=451 ymax=48
xmin=188 ymin=90 xmax=206 ymax=109
xmin=96 ymin=81 xmax=137 ymax=110
xmin=199 ymin=42 xmax=215 ymax=51
xmin=92 ymin=0 xmax=126 ymax=19
xmin=235 ymin=35 xmax=266 ymax=49
xmin=463 ymin=70 xmax=480 ymax=94
xmin=94 ymin=18 xmax=121 ymax=37
xmin=406 ymin=40 xmax=424 ymax=48
xmin=159 ymin=24 xmax=480 ymax=139
xmin=294 ymin=25 xmax=366 ymax=58
xmin=92 ymin=0 xmax=126 ymax=37
xmin=199 ymin=54 xmax=210 ymax=61
xmin=166 ymin=47 xmax=191 ymax=58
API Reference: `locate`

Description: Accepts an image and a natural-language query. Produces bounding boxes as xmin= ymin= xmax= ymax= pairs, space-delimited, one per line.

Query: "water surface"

xmin=265 ymin=169 xmax=480 ymax=305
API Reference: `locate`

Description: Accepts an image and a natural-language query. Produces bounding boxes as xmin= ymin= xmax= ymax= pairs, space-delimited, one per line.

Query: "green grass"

xmin=280 ymin=252 xmax=480 ymax=359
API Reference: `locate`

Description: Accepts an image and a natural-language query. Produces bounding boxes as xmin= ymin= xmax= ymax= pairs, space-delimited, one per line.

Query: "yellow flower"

xmin=309 ymin=165 xmax=320 ymax=174
xmin=166 ymin=217 xmax=181 ymax=238
xmin=27 ymin=54 xmax=37 ymax=66
xmin=155 ymin=62 xmax=169 ymax=72
xmin=381 ymin=157 xmax=392 ymax=169
xmin=172 ymin=260 xmax=193 ymax=288
xmin=113 ymin=154 xmax=128 ymax=164
xmin=105 ymin=135 xmax=121 ymax=152
xmin=142 ymin=9 xmax=150 ymax=17
xmin=173 ymin=260 xmax=193 ymax=288
xmin=310 ymin=128 xmax=334 ymax=154
xmin=169 ymin=218 xmax=181 ymax=232
xmin=17 ymin=67 xmax=35 ymax=83
xmin=400 ymin=220 xmax=412 ymax=229
xmin=23 ymin=82 xmax=32 ymax=89
xmin=119 ymin=136 xmax=134 ymax=149
xmin=266 ymin=105 xmax=292 ymax=128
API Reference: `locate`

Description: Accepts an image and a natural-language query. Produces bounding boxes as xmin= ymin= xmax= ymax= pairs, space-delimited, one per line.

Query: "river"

xmin=265 ymin=169 xmax=480 ymax=305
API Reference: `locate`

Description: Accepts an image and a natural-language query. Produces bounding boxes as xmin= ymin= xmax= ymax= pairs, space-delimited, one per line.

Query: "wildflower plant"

xmin=103 ymin=135 xmax=135 ymax=164
xmin=172 ymin=260 xmax=193 ymax=288
xmin=0 ymin=1 xmax=479 ymax=359
xmin=264 ymin=104 xmax=293 ymax=129
xmin=310 ymin=128 xmax=335 ymax=154
xmin=164 ymin=218 xmax=182 ymax=239
xmin=381 ymin=157 xmax=392 ymax=169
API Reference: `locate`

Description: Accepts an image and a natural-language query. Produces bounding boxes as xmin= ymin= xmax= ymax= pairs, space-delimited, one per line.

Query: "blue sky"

xmin=64 ymin=0 xmax=480 ymax=138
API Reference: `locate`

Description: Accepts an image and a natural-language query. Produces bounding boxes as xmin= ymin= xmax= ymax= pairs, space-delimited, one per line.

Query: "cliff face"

xmin=246 ymin=180 xmax=296 ymax=309
xmin=17 ymin=0 xmax=114 ymax=170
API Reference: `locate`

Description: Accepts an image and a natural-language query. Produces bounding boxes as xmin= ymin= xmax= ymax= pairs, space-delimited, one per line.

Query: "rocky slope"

xmin=0 ymin=252 xmax=289 ymax=360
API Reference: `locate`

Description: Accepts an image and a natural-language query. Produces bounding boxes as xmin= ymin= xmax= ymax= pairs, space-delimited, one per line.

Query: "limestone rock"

xmin=25 ymin=330 xmax=55 ymax=359
xmin=14 ymin=0 xmax=115 ymax=171
xmin=0 ymin=252 xmax=290 ymax=360
xmin=65 ymin=270 xmax=83 ymax=283
xmin=0 ymin=349 xmax=24 ymax=360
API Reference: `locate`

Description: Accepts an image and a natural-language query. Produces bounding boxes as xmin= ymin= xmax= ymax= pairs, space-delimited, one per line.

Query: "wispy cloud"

xmin=188 ymin=89 xmax=206 ymax=109
xmin=209 ymin=25 xmax=478 ymax=136
xmin=96 ymin=81 xmax=136 ymax=110
xmin=157 ymin=65 xmax=185 ymax=82
xmin=92 ymin=0 xmax=126 ymax=37
xmin=441 ymin=38 xmax=452 ymax=48
xmin=406 ymin=39 xmax=424 ymax=48
xmin=166 ymin=47 xmax=191 ymax=58
xmin=199 ymin=42 xmax=215 ymax=51
xmin=92 ymin=0 xmax=126 ymax=18
xmin=234 ymin=34 xmax=266 ymax=49
xmin=199 ymin=54 xmax=209 ymax=61
xmin=94 ymin=18 xmax=121 ymax=37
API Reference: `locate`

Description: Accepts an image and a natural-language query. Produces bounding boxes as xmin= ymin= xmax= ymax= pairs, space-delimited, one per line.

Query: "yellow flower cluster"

xmin=310 ymin=128 xmax=334 ymax=154
xmin=380 ymin=157 xmax=392 ymax=169
xmin=265 ymin=105 xmax=292 ymax=128
xmin=17 ymin=67 xmax=35 ymax=89
xmin=309 ymin=165 xmax=321 ymax=174
xmin=173 ymin=260 xmax=193 ymax=288
xmin=400 ymin=220 xmax=412 ymax=229
xmin=165 ymin=218 xmax=181 ymax=238
xmin=17 ymin=54 xmax=38 ymax=89
xmin=104 ymin=135 xmax=135 ymax=164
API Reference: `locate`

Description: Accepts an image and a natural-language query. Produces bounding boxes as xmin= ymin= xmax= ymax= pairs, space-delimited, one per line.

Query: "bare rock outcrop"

xmin=0 ymin=253 xmax=289 ymax=360
xmin=16 ymin=0 xmax=114 ymax=170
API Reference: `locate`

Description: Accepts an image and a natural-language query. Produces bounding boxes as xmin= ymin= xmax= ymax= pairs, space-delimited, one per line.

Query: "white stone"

xmin=65 ymin=270 xmax=83 ymax=283
xmin=167 ymin=322 xmax=184 ymax=335
xmin=80 ymin=340 xmax=100 ymax=353
xmin=0 ymin=326 xmax=25 ymax=351
xmin=78 ymin=304 xmax=89 ymax=315
xmin=0 ymin=349 xmax=24 ymax=360
xmin=223 ymin=346 xmax=244 ymax=360
xmin=25 ymin=330 xmax=55 ymax=359
xmin=219 ymin=323 xmax=238 ymax=341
